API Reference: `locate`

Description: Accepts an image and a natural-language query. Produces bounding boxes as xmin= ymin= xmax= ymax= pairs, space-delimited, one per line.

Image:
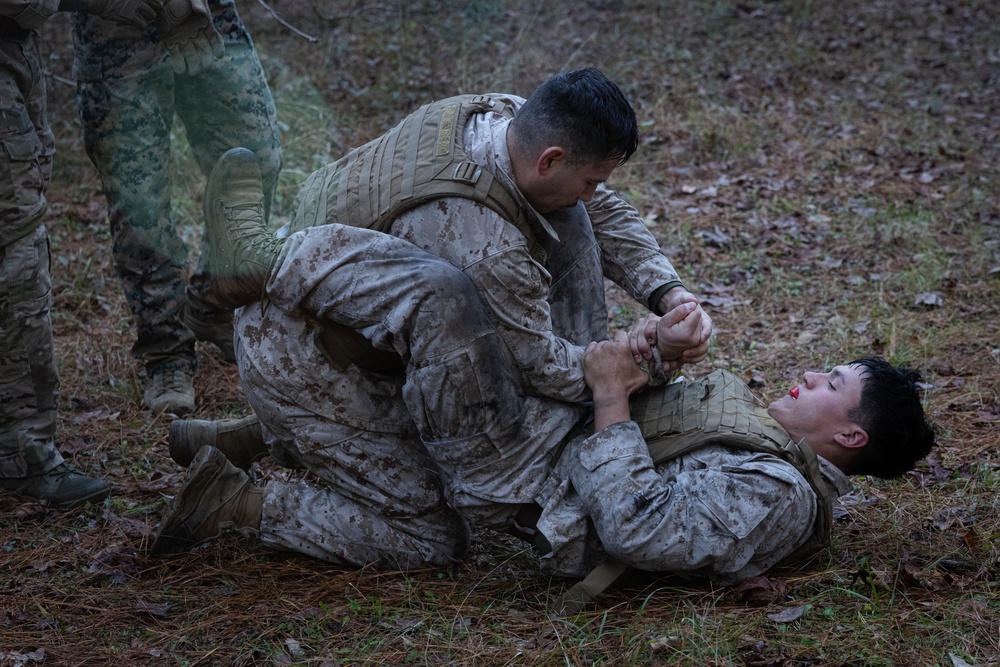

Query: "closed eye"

xmin=829 ymin=367 xmax=844 ymax=391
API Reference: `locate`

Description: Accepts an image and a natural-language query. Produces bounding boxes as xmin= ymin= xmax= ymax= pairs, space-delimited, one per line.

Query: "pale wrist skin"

xmin=591 ymin=384 xmax=633 ymax=432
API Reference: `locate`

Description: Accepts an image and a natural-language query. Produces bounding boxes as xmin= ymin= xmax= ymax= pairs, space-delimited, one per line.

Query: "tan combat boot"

xmin=151 ymin=446 xmax=263 ymax=555
xmin=168 ymin=414 xmax=266 ymax=470
xmin=144 ymin=366 xmax=196 ymax=416
xmin=203 ymin=147 xmax=285 ymax=309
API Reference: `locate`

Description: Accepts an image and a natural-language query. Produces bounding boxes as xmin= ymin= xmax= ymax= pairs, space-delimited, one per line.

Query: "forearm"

xmin=572 ymin=428 xmax=817 ymax=580
xmin=586 ymin=186 xmax=684 ymax=306
xmin=590 ymin=386 xmax=632 ymax=432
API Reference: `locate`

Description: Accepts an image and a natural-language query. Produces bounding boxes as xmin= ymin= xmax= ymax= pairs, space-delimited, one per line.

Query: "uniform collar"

xmin=816 ymin=455 xmax=854 ymax=497
xmin=465 ymin=109 xmax=561 ymax=242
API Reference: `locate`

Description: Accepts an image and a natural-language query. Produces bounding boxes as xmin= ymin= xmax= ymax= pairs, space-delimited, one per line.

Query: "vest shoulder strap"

xmin=337 ymin=95 xmax=547 ymax=265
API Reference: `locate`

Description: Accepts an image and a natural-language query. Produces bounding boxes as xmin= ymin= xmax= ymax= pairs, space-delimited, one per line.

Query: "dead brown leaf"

xmin=734 ymin=576 xmax=788 ymax=606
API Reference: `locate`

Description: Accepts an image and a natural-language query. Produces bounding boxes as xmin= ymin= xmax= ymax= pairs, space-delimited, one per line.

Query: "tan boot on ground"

xmin=204 ymin=147 xmax=285 ymax=309
xmin=144 ymin=367 xmax=195 ymax=416
xmin=151 ymin=445 xmax=263 ymax=556
xmin=168 ymin=414 xmax=266 ymax=470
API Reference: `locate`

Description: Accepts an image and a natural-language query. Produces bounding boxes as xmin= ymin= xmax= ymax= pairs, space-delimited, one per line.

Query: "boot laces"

xmin=222 ymin=200 xmax=278 ymax=256
xmin=155 ymin=368 xmax=192 ymax=394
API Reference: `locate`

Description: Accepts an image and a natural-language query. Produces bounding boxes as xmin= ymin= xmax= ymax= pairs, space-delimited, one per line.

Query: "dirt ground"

xmin=1 ymin=1 xmax=998 ymax=665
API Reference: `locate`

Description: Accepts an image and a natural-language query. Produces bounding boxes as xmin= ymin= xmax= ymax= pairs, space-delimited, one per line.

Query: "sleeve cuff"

xmin=648 ymin=281 xmax=684 ymax=315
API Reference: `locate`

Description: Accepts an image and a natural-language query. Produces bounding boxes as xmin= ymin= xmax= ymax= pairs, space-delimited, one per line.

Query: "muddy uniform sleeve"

xmin=570 ymin=421 xmax=818 ymax=582
xmin=391 ymin=199 xmax=590 ymax=403
xmin=586 ymin=185 xmax=684 ymax=313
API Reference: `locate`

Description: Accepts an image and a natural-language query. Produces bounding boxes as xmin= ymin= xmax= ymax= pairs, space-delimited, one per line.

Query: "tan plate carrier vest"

xmin=287 ymin=94 xmax=545 ymax=373
xmin=553 ymin=369 xmax=836 ymax=615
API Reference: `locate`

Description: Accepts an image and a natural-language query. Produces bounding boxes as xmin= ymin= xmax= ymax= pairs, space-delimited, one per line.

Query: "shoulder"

xmin=391 ymin=197 xmax=535 ymax=268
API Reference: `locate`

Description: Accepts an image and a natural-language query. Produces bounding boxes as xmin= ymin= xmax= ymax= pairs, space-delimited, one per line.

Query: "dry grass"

xmin=1 ymin=0 xmax=998 ymax=665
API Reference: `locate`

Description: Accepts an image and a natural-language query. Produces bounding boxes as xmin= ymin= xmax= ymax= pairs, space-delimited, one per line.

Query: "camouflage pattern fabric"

xmin=0 ymin=25 xmax=62 ymax=477
xmin=238 ymin=224 xmax=589 ymax=566
xmin=71 ymin=0 xmax=281 ymax=373
xmin=534 ymin=418 xmax=851 ymax=582
xmin=230 ymin=94 xmax=694 ymax=568
xmin=238 ymin=223 xmax=849 ymax=581
xmin=281 ymin=97 xmax=681 ymax=403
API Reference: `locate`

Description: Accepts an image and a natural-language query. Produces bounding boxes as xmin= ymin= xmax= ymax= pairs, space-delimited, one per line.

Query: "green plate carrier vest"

xmin=289 ymin=94 xmax=544 ymax=260
xmin=289 ymin=95 xmax=546 ymax=372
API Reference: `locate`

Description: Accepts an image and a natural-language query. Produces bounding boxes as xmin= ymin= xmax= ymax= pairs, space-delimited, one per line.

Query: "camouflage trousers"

xmin=0 ymin=30 xmax=61 ymax=477
xmin=238 ymin=223 xmax=594 ymax=567
xmin=72 ymin=2 xmax=282 ymax=373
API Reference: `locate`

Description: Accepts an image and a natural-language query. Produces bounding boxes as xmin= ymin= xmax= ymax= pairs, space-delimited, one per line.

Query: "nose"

xmin=802 ymin=371 xmax=820 ymax=388
xmin=579 ymin=183 xmax=598 ymax=202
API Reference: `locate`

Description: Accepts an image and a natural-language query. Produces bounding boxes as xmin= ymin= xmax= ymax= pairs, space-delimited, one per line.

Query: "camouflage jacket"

xmin=535 ymin=372 xmax=853 ymax=583
xmin=280 ymin=94 xmax=683 ymax=403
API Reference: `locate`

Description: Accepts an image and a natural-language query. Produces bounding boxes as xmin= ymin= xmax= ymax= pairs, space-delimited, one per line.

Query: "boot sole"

xmin=203 ymin=147 xmax=262 ymax=310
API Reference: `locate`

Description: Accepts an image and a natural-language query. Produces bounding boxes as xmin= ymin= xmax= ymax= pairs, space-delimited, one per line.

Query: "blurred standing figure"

xmin=0 ymin=0 xmax=161 ymax=505
xmin=71 ymin=0 xmax=282 ymax=414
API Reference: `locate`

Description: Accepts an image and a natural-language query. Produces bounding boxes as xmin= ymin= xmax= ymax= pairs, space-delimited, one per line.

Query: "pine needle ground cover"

xmin=2 ymin=1 xmax=997 ymax=665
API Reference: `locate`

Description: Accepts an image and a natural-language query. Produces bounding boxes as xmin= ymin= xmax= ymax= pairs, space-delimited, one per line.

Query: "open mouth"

xmin=790 ymin=386 xmax=799 ymax=399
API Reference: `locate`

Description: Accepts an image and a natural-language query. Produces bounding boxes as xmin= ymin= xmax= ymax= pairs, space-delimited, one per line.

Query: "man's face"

xmin=767 ymin=364 xmax=866 ymax=446
xmin=526 ymin=155 xmax=620 ymax=214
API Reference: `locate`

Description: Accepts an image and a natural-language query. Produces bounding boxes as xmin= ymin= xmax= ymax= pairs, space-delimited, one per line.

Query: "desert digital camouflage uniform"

xmin=71 ymin=0 xmax=281 ymax=376
xmin=230 ymin=92 xmax=687 ymax=566
xmin=238 ymin=225 xmax=849 ymax=579
xmin=238 ymin=225 xmax=588 ymax=566
xmin=283 ymin=93 xmax=684 ymax=403
xmin=535 ymin=379 xmax=852 ymax=583
xmin=0 ymin=1 xmax=63 ymax=477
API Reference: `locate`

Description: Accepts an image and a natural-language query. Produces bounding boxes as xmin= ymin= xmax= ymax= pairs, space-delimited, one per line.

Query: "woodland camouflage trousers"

xmin=72 ymin=1 xmax=281 ymax=373
xmin=0 ymin=30 xmax=62 ymax=477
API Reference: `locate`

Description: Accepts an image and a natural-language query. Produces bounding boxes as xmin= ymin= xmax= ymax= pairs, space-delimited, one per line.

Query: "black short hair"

xmin=846 ymin=356 xmax=936 ymax=478
xmin=510 ymin=67 xmax=639 ymax=166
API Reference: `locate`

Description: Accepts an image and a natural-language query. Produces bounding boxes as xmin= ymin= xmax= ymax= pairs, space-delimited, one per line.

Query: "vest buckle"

xmin=452 ymin=161 xmax=481 ymax=185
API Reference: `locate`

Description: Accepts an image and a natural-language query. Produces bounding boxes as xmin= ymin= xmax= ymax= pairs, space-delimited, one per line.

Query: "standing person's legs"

xmin=73 ymin=15 xmax=196 ymax=413
xmin=0 ymin=229 xmax=62 ymax=478
xmin=0 ymin=32 xmax=107 ymax=505
xmin=178 ymin=2 xmax=283 ymax=356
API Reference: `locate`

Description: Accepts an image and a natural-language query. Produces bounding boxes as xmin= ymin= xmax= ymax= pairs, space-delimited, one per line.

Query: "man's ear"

xmin=835 ymin=426 xmax=869 ymax=449
xmin=536 ymin=146 xmax=566 ymax=176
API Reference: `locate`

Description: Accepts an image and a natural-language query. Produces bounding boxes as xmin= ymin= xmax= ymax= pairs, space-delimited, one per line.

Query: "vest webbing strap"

xmin=552 ymin=559 xmax=629 ymax=616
